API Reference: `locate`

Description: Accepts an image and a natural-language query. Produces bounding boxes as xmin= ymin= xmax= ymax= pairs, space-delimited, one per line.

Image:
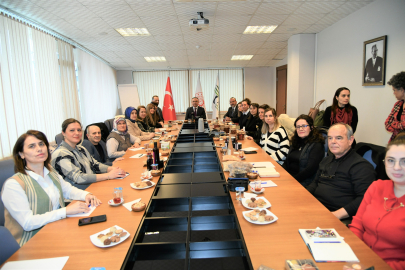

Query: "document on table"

xmin=250 ymin=162 xmax=275 ymax=168
xmin=255 ymin=168 xmax=280 ymax=178
xmin=241 ymin=147 xmax=258 ymax=152
xmin=128 ymin=147 xmax=144 ymax=151
xmin=1 ymin=256 xmax=69 ymax=270
xmin=67 ymin=205 xmax=97 ymax=217
xmin=130 ymin=153 xmax=145 ymax=158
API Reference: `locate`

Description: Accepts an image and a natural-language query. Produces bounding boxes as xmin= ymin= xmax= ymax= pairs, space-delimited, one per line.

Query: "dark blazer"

xmin=364 ymin=56 xmax=383 ymax=82
xmin=224 ymin=106 xmax=238 ymax=119
xmin=81 ymin=139 xmax=112 ymax=166
xmin=239 ymin=112 xmax=250 ymax=129
xmin=156 ymin=107 xmax=164 ymax=123
xmin=185 ymin=106 xmax=206 ymax=120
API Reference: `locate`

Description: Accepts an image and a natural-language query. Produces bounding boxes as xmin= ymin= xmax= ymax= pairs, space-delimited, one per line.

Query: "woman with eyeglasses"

xmin=282 ymin=114 xmax=325 ymax=187
xmin=349 ymin=137 xmax=405 ymax=270
xmin=385 ymin=71 xmax=405 ymax=143
xmin=106 ymin=115 xmax=141 ymax=162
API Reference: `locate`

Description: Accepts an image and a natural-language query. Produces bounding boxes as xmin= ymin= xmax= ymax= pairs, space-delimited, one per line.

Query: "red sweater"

xmin=349 ymin=180 xmax=405 ymax=270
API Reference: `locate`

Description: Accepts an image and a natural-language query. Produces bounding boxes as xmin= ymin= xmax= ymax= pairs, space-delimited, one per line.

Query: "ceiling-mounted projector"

xmin=189 ymin=12 xmax=209 ymax=31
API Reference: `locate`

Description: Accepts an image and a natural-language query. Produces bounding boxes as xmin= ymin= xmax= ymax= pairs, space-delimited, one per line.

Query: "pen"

xmin=139 ymin=154 xmax=144 ymax=158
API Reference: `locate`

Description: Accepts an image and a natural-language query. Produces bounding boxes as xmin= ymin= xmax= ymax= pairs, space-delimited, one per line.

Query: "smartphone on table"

xmin=78 ymin=215 xmax=107 ymax=226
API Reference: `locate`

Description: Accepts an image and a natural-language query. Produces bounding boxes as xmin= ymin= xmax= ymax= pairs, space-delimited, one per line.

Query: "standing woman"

xmin=52 ymin=118 xmax=125 ymax=190
xmin=385 ymin=71 xmax=405 ymax=142
xmin=258 ymin=108 xmax=290 ymax=165
xmin=282 ymin=115 xmax=325 ymax=187
xmin=349 ymin=137 xmax=405 ymax=270
xmin=106 ymin=115 xmax=141 ymax=162
xmin=323 ymin=87 xmax=358 ymax=132
xmin=125 ymin=106 xmax=155 ymax=141
xmin=245 ymin=103 xmax=262 ymax=137
xmin=145 ymin=103 xmax=163 ymax=129
xmin=2 ymin=130 xmax=101 ymax=246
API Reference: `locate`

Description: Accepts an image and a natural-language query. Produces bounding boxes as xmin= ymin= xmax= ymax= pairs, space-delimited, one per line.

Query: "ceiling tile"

xmin=236 ymin=42 xmax=265 ymax=49
xmin=273 ymin=24 xmax=311 ymax=34
xmin=158 ymin=43 xmax=187 ymax=50
xmin=302 ymin=24 xmax=330 ymax=33
xmin=239 ymin=33 xmax=271 ymax=42
xmin=261 ymin=41 xmax=288 ymax=49
xmin=316 ymin=13 xmax=348 ymax=25
xmin=140 ymin=16 xmax=180 ymax=29
xmin=213 ymin=16 xmax=252 ymax=27
xmin=165 ymin=56 xmax=189 ymax=62
xmin=267 ymin=33 xmax=292 ymax=42
xmin=209 ymin=49 xmax=235 ymax=56
xmin=130 ymin=3 xmax=176 ymax=17
xmin=256 ymin=48 xmax=284 ymax=55
xmin=256 ymin=2 xmax=302 ymax=15
xmin=173 ymin=2 xmax=217 ymax=17
xmin=85 ymin=4 xmax=136 ymax=18
xmin=249 ymin=14 xmax=289 ymax=26
xmin=213 ymin=25 xmax=246 ymax=35
xmin=215 ymin=2 xmax=260 ymax=16
xmin=210 ymin=43 xmax=237 ymax=50
xmin=331 ymin=2 xmax=371 ymax=14
xmin=102 ymin=16 xmax=145 ymax=28
xmin=294 ymin=2 xmax=343 ymax=14
xmin=233 ymin=48 xmax=259 ymax=55
xmin=282 ymin=14 xmax=325 ymax=25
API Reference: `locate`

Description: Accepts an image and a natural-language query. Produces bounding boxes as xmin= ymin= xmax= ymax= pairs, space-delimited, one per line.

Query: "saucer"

xmin=250 ymin=187 xmax=265 ymax=194
xmin=108 ymin=198 xmax=124 ymax=206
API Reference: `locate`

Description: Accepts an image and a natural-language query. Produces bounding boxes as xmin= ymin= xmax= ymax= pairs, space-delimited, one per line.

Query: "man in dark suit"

xmin=81 ymin=125 xmax=118 ymax=166
xmin=152 ymin=95 xmax=164 ymax=123
xmin=239 ymin=99 xmax=251 ymax=129
xmin=185 ymin=97 xmax=207 ymax=120
xmin=364 ymin=44 xmax=383 ymax=83
xmin=224 ymin=97 xmax=238 ymax=121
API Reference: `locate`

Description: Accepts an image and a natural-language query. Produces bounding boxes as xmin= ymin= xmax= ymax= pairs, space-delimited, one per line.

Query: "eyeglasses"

xmin=384 ymin=158 xmax=405 ymax=168
xmin=296 ymin=125 xmax=309 ymax=129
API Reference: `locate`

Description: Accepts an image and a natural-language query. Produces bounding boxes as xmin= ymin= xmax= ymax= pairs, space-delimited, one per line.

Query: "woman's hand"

xmin=66 ymin=201 xmax=91 ymax=215
xmin=85 ymin=194 xmax=102 ymax=207
xmin=108 ymin=167 xmax=126 ymax=179
xmin=149 ymin=133 xmax=155 ymax=139
xmin=246 ymin=136 xmax=253 ymax=140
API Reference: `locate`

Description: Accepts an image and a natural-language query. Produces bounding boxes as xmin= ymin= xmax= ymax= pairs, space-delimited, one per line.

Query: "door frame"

xmin=276 ymin=64 xmax=287 ymax=116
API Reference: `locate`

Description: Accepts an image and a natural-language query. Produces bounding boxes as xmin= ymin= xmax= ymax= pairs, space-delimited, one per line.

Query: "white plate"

xmin=140 ymin=175 xmax=153 ymax=180
xmin=130 ymin=180 xmax=156 ymax=190
xmin=90 ymin=225 xmax=130 ymax=248
xmin=108 ymin=198 xmax=124 ymax=206
xmin=241 ymin=196 xmax=271 ymax=209
xmin=250 ymin=187 xmax=265 ymax=194
xmin=242 ymin=209 xmax=278 ymax=225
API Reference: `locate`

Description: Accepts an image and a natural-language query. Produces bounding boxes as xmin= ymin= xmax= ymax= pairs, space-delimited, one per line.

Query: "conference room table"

xmin=4 ymin=122 xmax=390 ymax=270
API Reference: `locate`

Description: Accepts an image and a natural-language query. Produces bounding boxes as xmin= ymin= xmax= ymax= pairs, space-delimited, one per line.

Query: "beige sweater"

xmin=126 ymin=119 xmax=151 ymax=141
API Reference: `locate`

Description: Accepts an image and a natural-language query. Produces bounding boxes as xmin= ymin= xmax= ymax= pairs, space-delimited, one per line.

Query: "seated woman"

xmin=106 ymin=115 xmax=141 ymax=162
xmin=247 ymin=104 xmax=270 ymax=144
xmin=349 ymin=137 xmax=405 ymax=270
xmin=137 ymin=105 xmax=156 ymax=133
xmin=249 ymin=108 xmax=289 ymax=164
xmin=245 ymin=103 xmax=262 ymax=137
xmin=145 ymin=103 xmax=163 ymax=129
xmin=1 ymin=130 xmax=101 ymax=247
xmin=231 ymin=102 xmax=243 ymax=123
xmin=52 ymin=118 xmax=125 ymax=190
xmin=125 ymin=106 xmax=155 ymax=141
xmin=282 ymin=115 xmax=325 ymax=187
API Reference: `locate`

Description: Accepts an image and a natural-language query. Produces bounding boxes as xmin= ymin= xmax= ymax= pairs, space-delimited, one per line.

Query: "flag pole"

xmin=218 ymin=70 xmax=220 ymax=118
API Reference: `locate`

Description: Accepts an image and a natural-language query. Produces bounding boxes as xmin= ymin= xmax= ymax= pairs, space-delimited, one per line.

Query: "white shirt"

xmin=372 ymin=57 xmax=377 ymax=66
xmin=1 ymin=167 xmax=89 ymax=231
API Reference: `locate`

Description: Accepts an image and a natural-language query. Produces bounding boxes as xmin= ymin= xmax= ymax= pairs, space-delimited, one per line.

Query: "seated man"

xmin=82 ymin=125 xmax=122 ymax=166
xmin=185 ymin=97 xmax=207 ymax=120
xmin=306 ymin=123 xmax=376 ymax=220
xmin=238 ymin=98 xmax=251 ymax=129
xmin=224 ymin=97 xmax=238 ymax=121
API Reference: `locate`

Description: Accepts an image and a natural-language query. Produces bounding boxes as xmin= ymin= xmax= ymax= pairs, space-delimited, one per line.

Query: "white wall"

xmin=244 ymin=67 xmax=276 ymax=108
xmin=117 ymin=70 xmax=133 ymax=84
xmin=315 ymin=0 xmax=405 ymax=146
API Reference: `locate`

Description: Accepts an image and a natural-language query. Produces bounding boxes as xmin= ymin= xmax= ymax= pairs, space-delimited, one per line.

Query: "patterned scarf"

xmin=331 ymin=107 xmax=353 ymax=126
xmin=112 ymin=115 xmax=128 ymax=136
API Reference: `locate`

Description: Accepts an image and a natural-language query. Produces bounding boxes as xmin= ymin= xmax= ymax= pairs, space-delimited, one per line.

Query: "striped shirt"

xmin=259 ymin=126 xmax=290 ymax=165
xmin=51 ymin=141 xmax=109 ymax=190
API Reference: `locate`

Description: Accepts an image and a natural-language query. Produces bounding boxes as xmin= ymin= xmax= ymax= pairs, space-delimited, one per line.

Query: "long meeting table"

xmin=4 ymin=122 xmax=390 ymax=270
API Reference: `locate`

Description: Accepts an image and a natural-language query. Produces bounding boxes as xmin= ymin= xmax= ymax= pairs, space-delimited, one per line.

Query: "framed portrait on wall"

xmin=362 ymin=35 xmax=387 ymax=86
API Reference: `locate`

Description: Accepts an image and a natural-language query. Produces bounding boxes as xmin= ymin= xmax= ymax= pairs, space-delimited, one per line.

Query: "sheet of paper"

xmin=130 ymin=154 xmax=145 ymax=159
xmin=241 ymin=147 xmax=258 ymax=151
xmin=128 ymin=147 xmax=144 ymax=151
xmin=309 ymin=243 xmax=359 ymax=262
xmin=249 ymin=180 xmax=277 ymax=188
xmin=66 ymin=205 xmax=96 ymax=218
xmin=123 ymin=198 xmax=141 ymax=212
xmin=1 ymin=256 xmax=69 ymax=270
xmin=255 ymin=168 xmax=280 ymax=178
xmin=250 ymin=162 xmax=275 ymax=168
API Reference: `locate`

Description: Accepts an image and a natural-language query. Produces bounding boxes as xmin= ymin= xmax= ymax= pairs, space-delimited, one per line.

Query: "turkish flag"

xmin=162 ymin=77 xmax=177 ymax=120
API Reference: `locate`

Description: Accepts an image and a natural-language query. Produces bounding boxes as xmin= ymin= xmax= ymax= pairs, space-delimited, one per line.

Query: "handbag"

xmin=227 ymin=177 xmax=249 ymax=192
xmin=308 ymin=99 xmax=325 ymax=121
xmin=314 ymin=110 xmax=325 ymax=127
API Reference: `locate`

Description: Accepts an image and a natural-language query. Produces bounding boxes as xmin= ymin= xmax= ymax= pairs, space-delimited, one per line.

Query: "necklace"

xmin=383 ymin=197 xmax=404 ymax=212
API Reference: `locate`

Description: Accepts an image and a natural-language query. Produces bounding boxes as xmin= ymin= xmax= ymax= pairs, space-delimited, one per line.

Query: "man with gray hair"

xmin=306 ymin=123 xmax=376 ymax=221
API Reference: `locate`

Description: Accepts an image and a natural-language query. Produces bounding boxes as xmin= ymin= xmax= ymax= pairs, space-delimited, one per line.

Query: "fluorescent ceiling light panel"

xmin=144 ymin=56 xmax=166 ymax=62
xmin=243 ymin=25 xmax=278 ymax=34
xmin=231 ymin=55 xmax=253 ymax=61
xmin=115 ymin=28 xmax=150 ymax=36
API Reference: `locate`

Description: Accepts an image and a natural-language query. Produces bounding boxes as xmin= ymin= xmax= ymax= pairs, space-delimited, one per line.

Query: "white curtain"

xmin=133 ymin=70 xmax=189 ymax=113
xmin=190 ymin=69 xmax=244 ymax=112
xmin=74 ymin=49 xmax=119 ymax=127
xmin=0 ymin=15 xmax=64 ymax=158
xmin=57 ymin=40 xmax=81 ymax=121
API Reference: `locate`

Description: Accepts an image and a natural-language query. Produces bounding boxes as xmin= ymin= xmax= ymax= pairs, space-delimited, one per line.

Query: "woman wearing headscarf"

xmin=124 ymin=106 xmax=155 ymax=141
xmin=2 ymin=130 xmax=102 ymax=247
xmin=106 ymin=115 xmax=141 ymax=162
